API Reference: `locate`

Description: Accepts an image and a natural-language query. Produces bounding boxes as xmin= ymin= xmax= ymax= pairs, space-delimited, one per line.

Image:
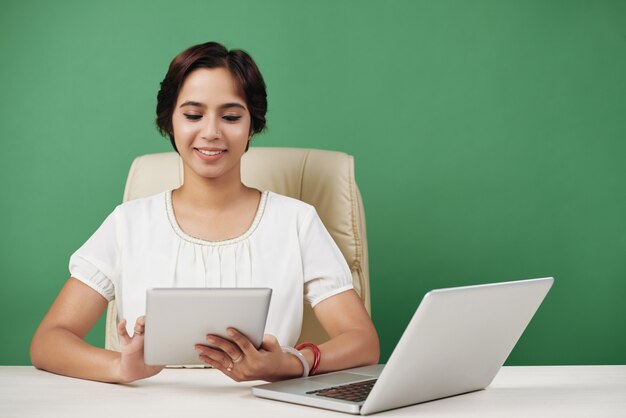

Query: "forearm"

xmin=304 ymin=290 xmax=380 ymax=375
xmin=31 ymin=326 xmax=122 ymax=383
xmin=303 ymin=328 xmax=380 ymax=375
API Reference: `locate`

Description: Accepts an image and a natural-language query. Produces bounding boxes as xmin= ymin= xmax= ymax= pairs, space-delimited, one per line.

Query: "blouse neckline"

xmin=165 ymin=190 xmax=269 ymax=246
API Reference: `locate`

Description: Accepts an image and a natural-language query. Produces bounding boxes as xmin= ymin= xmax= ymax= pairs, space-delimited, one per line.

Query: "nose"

xmin=201 ymin=116 xmax=221 ymax=140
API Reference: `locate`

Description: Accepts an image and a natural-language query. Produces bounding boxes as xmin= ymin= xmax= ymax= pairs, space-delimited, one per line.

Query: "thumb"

xmin=117 ymin=319 xmax=131 ymax=346
xmin=261 ymin=334 xmax=281 ymax=352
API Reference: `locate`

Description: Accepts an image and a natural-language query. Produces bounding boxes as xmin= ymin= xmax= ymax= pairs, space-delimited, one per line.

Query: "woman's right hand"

xmin=116 ymin=316 xmax=164 ymax=383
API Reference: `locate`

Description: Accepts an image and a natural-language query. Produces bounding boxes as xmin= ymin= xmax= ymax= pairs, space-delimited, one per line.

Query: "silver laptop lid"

xmin=361 ymin=277 xmax=553 ymax=415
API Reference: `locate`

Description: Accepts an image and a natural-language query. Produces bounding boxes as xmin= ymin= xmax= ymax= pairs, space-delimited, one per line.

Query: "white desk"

xmin=1 ymin=366 xmax=625 ymax=417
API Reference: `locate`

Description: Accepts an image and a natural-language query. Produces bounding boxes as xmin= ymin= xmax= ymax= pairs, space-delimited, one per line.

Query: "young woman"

xmin=30 ymin=42 xmax=379 ymax=383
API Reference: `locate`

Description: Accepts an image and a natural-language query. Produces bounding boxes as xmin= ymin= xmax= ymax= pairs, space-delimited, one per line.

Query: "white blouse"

xmin=69 ymin=191 xmax=353 ymax=346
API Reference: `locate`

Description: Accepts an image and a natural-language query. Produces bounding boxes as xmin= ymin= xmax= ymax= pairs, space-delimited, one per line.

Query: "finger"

xmin=117 ymin=319 xmax=130 ymax=345
xmin=205 ymin=334 xmax=243 ymax=361
xmin=200 ymin=356 xmax=235 ymax=376
xmin=198 ymin=353 xmax=233 ymax=375
xmin=133 ymin=316 xmax=145 ymax=337
xmin=195 ymin=345 xmax=232 ymax=366
xmin=260 ymin=334 xmax=281 ymax=352
xmin=198 ymin=354 xmax=221 ymax=369
xmin=227 ymin=328 xmax=256 ymax=356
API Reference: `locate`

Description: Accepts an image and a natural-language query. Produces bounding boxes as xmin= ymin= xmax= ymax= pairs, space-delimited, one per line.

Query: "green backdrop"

xmin=1 ymin=0 xmax=625 ymax=366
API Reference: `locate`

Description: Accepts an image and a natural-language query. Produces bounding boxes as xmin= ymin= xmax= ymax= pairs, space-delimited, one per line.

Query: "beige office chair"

xmin=105 ymin=147 xmax=370 ymax=351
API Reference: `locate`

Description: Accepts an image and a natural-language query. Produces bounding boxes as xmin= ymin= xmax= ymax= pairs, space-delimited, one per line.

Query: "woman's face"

xmin=172 ymin=67 xmax=251 ymax=181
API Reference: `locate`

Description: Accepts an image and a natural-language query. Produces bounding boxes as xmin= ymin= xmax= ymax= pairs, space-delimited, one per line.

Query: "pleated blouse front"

xmin=69 ymin=190 xmax=353 ymax=346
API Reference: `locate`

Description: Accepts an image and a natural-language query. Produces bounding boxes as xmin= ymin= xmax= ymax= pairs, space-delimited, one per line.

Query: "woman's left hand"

xmin=195 ymin=329 xmax=301 ymax=382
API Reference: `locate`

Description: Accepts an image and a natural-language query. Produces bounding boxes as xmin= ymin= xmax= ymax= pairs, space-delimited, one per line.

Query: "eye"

xmin=184 ymin=114 xmax=202 ymax=121
xmin=223 ymin=115 xmax=241 ymax=122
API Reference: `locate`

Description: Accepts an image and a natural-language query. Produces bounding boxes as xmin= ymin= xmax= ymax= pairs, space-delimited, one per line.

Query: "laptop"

xmin=252 ymin=277 xmax=553 ymax=415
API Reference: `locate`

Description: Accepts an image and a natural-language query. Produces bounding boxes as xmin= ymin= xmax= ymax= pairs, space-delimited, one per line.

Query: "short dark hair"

xmin=156 ymin=42 xmax=267 ymax=152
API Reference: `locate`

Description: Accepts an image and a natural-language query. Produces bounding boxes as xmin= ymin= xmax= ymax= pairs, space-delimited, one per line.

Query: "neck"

xmin=176 ymin=162 xmax=248 ymax=209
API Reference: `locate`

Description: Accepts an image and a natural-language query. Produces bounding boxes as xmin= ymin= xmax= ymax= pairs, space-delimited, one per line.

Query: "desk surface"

xmin=1 ymin=366 xmax=625 ymax=417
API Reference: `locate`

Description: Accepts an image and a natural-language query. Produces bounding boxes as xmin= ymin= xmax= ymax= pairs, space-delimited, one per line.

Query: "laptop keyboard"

xmin=306 ymin=379 xmax=377 ymax=403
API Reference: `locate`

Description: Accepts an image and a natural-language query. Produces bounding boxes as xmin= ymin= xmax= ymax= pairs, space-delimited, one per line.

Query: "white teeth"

xmin=197 ymin=149 xmax=225 ymax=156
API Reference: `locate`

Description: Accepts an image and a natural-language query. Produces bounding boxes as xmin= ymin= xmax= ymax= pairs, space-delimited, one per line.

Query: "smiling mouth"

xmin=196 ymin=149 xmax=226 ymax=156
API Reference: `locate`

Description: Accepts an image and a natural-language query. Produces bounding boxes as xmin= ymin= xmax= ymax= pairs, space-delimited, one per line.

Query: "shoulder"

xmin=115 ymin=191 xmax=166 ymax=212
xmin=109 ymin=191 xmax=167 ymax=223
xmin=265 ymin=191 xmax=314 ymax=212
xmin=265 ymin=191 xmax=316 ymax=218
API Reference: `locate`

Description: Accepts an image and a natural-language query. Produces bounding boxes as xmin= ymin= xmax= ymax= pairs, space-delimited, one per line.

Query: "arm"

xmin=297 ymin=207 xmax=379 ymax=372
xmin=196 ymin=289 xmax=379 ymax=381
xmin=30 ymin=278 xmax=163 ymax=383
xmin=306 ymin=289 xmax=379 ymax=373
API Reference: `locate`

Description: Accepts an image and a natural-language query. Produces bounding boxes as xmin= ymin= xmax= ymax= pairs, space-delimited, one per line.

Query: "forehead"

xmin=177 ymin=67 xmax=245 ymax=106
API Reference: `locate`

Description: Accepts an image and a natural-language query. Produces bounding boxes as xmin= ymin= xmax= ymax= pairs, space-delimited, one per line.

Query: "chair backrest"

xmin=105 ymin=147 xmax=370 ymax=350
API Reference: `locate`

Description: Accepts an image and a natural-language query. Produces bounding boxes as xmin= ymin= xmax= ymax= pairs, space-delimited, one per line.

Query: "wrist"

xmin=280 ymin=346 xmax=309 ymax=379
xmin=296 ymin=342 xmax=321 ymax=375
xmin=284 ymin=353 xmax=304 ymax=379
xmin=110 ymin=352 xmax=129 ymax=383
xmin=300 ymin=349 xmax=314 ymax=373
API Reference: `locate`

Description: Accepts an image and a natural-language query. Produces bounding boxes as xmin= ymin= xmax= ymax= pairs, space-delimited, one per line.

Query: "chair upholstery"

xmin=105 ymin=147 xmax=370 ymax=351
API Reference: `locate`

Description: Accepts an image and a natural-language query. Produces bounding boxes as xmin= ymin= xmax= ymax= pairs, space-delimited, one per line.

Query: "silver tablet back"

xmin=144 ymin=288 xmax=272 ymax=366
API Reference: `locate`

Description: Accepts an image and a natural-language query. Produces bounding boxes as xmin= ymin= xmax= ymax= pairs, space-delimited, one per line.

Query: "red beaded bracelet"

xmin=296 ymin=342 xmax=321 ymax=376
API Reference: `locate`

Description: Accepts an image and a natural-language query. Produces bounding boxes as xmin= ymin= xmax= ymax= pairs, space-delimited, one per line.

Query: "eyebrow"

xmin=179 ymin=101 xmax=247 ymax=110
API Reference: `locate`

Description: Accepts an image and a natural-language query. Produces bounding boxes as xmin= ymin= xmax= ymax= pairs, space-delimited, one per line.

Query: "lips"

xmin=196 ymin=149 xmax=225 ymax=156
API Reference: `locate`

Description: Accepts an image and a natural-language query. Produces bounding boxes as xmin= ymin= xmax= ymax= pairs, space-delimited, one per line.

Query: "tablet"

xmin=144 ymin=288 xmax=272 ymax=366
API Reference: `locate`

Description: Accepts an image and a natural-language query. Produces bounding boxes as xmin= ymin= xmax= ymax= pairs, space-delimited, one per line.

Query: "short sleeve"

xmin=68 ymin=208 xmax=120 ymax=301
xmin=300 ymin=206 xmax=353 ymax=307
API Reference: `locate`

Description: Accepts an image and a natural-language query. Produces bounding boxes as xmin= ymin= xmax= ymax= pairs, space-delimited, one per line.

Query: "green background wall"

xmin=1 ymin=0 xmax=625 ymax=366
